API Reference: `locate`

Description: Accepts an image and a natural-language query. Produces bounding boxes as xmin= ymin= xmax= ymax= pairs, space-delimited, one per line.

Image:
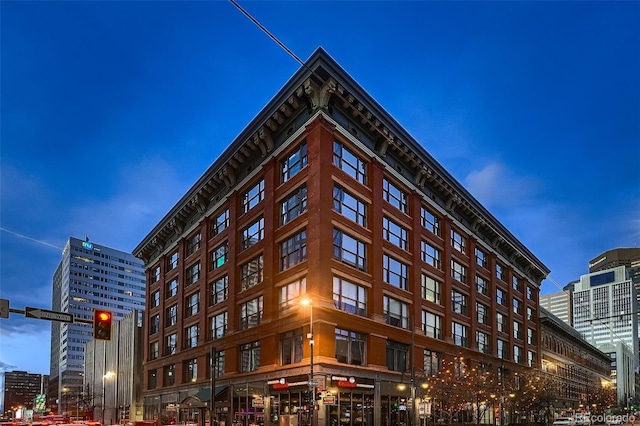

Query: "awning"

xmin=193 ymin=386 xmax=228 ymax=402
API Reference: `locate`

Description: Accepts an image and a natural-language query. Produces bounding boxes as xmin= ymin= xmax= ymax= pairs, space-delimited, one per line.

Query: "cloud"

xmin=463 ymin=161 xmax=540 ymax=210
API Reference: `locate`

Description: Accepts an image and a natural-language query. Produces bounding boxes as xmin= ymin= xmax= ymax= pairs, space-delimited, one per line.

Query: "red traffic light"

xmin=93 ymin=309 xmax=113 ymax=341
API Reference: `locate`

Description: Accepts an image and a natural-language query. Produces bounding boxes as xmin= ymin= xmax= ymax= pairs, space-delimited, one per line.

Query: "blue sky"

xmin=1 ymin=1 xmax=638 ymax=380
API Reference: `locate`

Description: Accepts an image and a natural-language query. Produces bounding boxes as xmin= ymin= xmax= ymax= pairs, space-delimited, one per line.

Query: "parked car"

xmin=554 ymin=417 xmax=577 ymax=426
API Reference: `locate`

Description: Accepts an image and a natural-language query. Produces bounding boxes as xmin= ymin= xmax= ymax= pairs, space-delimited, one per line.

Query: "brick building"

xmin=133 ymin=47 xmax=549 ymax=426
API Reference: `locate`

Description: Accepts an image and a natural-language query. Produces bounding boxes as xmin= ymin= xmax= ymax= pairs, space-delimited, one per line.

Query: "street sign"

xmin=0 ymin=299 xmax=9 ymax=319
xmin=25 ymin=307 xmax=74 ymax=323
xmin=308 ymin=380 xmax=318 ymax=386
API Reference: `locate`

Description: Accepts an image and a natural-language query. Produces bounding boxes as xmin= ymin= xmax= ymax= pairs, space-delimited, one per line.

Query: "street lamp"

xmin=300 ymin=298 xmax=315 ymax=426
xmin=103 ymin=371 xmax=115 ymax=425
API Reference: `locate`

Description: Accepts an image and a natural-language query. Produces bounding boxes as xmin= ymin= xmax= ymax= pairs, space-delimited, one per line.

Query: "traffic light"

xmin=93 ymin=309 xmax=113 ymax=340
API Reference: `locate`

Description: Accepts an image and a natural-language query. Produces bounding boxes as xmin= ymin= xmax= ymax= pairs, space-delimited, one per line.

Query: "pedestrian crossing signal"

xmin=93 ymin=309 xmax=113 ymax=340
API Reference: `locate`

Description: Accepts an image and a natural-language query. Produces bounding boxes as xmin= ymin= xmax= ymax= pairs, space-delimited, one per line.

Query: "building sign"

xmin=82 ymin=241 xmax=94 ymax=250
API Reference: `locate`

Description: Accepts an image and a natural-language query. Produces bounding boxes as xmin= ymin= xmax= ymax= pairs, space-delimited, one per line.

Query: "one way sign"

xmin=25 ymin=307 xmax=74 ymax=323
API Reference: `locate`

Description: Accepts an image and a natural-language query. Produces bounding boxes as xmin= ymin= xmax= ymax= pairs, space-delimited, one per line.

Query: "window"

xmin=422 ymin=310 xmax=442 ymax=339
xmin=421 ymin=274 xmax=441 ymax=305
xmin=241 ymin=216 xmax=264 ymax=250
xmin=333 ymin=276 xmax=367 ymax=316
xmin=475 ymin=247 xmax=488 ymax=269
xmin=496 ymin=263 xmax=506 ymax=281
xmin=166 ymin=278 xmax=178 ymax=299
xmin=185 ymin=292 xmax=200 ymax=317
xmin=210 ymin=243 xmax=228 ymax=270
xmin=496 ymin=288 xmax=506 ymax=306
xmin=243 ymin=180 xmax=264 ymax=213
xmin=421 ymin=206 xmax=440 ymax=236
xmin=187 ymin=233 xmax=201 ymax=256
xmin=421 ymin=241 xmax=441 ymax=269
xmin=185 ymin=358 xmax=197 ymax=382
xmin=240 ymin=296 xmax=263 ymax=329
xmin=477 ymin=331 xmax=490 ymax=354
xmin=240 ymin=341 xmax=260 ymax=372
xmin=148 ymin=369 xmax=157 ymax=389
xmin=526 ymin=286 xmax=534 ymax=300
xmin=513 ymin=298 xmax=522 ymax=315
xmin=514 ymin=345 xmax=523 ymax=363
xmin=333 ymin=229 xmax=367 ymax=271
xmin=186 ymin=262 xmax=201 ymax=286
xmin=210 ymin=275 xmax=228 ymax=305
xmin=452 ymin=290 xmax=468 ymax=316
xmin=165 ymin=333 xmax=177 ymax=356
xmin=512 ymin=323 xmax=523 ymax=343
xmin=527 ymin=328 xmax=536 ymax=345
xmin=383 ymin=178 xmax=408 ymax=213
xmin=149 ymin=341 xmax=159 ymax=360
xmin=451 ymin=229 xmax=466 ymax=254
xmin=476 ymin=276 xmax=488 ymax=296
xmin=383 ymin=217 xmax=408 ymax=250
xmin=383 ymin=296 xmax=408 ymax=329
xmin=281 ymin=185 xmax=308 ymax=225
xmin=386 ymin=341 xmax=409 ymax=372
xmin=150 ymin=314 xmax=160 ymax=334
xmin=497 ymin=312 xmax=507 ymax=333
xmin=211 ymin=209 xmax=229 ymax=237
xmin=335 ymin=328 xmax=366 ymax=365
xmin=280 ymin=329 xmax=303 ymax=365
xmin=280 ymin=230 xmax=307 ymax=271
xmin=527 ymin=351 xmax=535 ymax=367
xmin=333 ymin=141 xmax=366 ymax=184
xmin=281 ymin=142 xmax=307 ymax=182
xmin=383 ymin=254 xmax=408 ymax=290
xmin=476 ymin=302 xmax=489 ymax=325
xmin=512 ymin=276 xmax=522 ymax=292
xmin=240 ymin=254 xmax=264 ymax=290
xmin=213 ymin=350 xmax=225 ymax=377
xmin=184 ymin=324 xmax=199 ymax=348
xmin=279 ymin=278 xmax=307 ymax=310
xmin=424 ymin=349 xmax=440 ymax=376
xmin=452 ymin=322 xmax=468 ymax=347
xmin=168 ymin=251 xmax=179 ymax=271
xmin=527 ymin=307 xmax=536 ymax=321
xmin=210 ymin=311 xmax=227 ymax=340
xmin=151 ymin=290 xmax=160 ymax=308
xmin=152 ymin=266 xmax=160 ymax=283
xmin=166 ymin=305 xmax=178 ymax=327
xmin=333 ymin=185 xmax=367 ymax=226
xmin=451 ymin=260 xmax=467 ymax=284
xmin=164 ymin=364 xmax=175 ymax=386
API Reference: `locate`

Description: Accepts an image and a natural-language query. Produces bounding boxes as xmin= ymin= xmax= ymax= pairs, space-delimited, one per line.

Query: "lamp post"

xmin=301 ymin=299 xmax=315 ymax=426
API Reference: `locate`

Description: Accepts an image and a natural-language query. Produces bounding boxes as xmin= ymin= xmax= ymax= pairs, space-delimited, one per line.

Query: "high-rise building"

xmin=539 ymin=290 xmax=572 ymax=326
xmin=48 ymin=237 xmax=146 ymax=414
xmin=573 ymin=266 xmax=638 ymax=404
xmin=3 ymin=371 xmax=48 ymax=415
xmin=133 ymin=47 xmax=550 ymax=426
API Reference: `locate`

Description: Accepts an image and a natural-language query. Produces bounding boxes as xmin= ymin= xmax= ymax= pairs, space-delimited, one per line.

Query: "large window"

xmin=452 ymin=290 xmax=468 ymax=316
xmin=513 ymin=298 xmax=522 ymax=315
xmin=185 ymin=292 xmax=200 ymax=317
xmin=383 ymin=296 xmax=409 ymax=329
xmin=187 ymin=233 xmax=201 ymax=256
xmin=333 ymin=276 xmax=367 ymax=316
xmin=497 ymin=312 xmax=507 ymax=333
xmin=422 ymin=310 xmax=442 ymax=339
xmin=213 ymin=350 xmax=225 ymax=378
xmin=451 ymin=260 xmax=467 ymax=284
xmin=476 ymin=302 xmax=489 ymax=325
xmin=421 ymin=206 xmax=441 ymax=236
xmin=184 ymin=324 xmax=199 ymax=349
xmin=383 ymin=254 xmax=408 ymax=290
xmin=281 ymin=185 xmax=308 ymax=225
xmin=496 ymin=288 xmax=507 ymax=306
xmin=383 ymin=178 xmax=408 ymax=214
xmin=152 ymin=266 xmax=160 ymax=283
xmin=513 ymin=321 xmax=522 ymax=340
xmin=514 ymin=345 xmax=523 ymax=363
xmin=149 ymin=341 xmax=159 ymax=360
xmin=150 ymin=314 xmax=160 ymax=334
xmin=240 ymin=341 xmax=260 ymax=373
xmin=165 ymin=333 xmax=177 ymax=356
xmin=240 ymin=254 xmax=263 ymax=290
xmin=421 ymin=241 xmax=441 ymax=270
xmin=210 ymin=275 xmax=228 ymax=305
xmin=333 ymin=141 xmax=366 ymax=184
xmin=185 ymin=359 xmax=197 ymax=382
xmin=151 ymin=290 xmax=160 ymax=308
xmin=451 ymin=229 xmax=467 ymax=255
xmin=333 ymin=229 xmax=367 ymax=271
xmin=186 ymin=262 xmax=200 ymax=286
xmin=280 ymin=329 xmax=303 ymax=365
xmin=168 ymin=251 xmax=179 ymax=271
xmin=166 ymin=278 xmax=178 ymax=299
xmin=210 ymin=243 xmax=228 ymax=270
xmin=477 ymin=331 xmax=490 ymax=354
xmin=210 ymin=311 xmax=227 ymax=340
xmin=164 ymin=364 xmax=175 ymax=386
xmin=335 ymin=328 xmax=366 ymax=365
xmin=166 ymin=305 xmax=178 ymax=327
xmin=383 ymin=217 xmax=408 ymax=250
xmin=241 ymin=217 xmax=264 ymax=250
xmin=280 ymin=230 xmax=307 ymax=271
xmin=281 ymin=142 xmax=307 ymax=182
xmin=148 ymin=369 xmax=157 ymax=389
xmin=475 ymin=247 xmax=488 ymax=269
xmin=424 ymin=349 xmax=440 ymax=376
xmin=242 ymin=180 xmax=264 ymax=213
xmin=240 ymin=296 xmax=263 ymax=329
xmin=497 ymin=339 xmax=508 ymax=359
xmin=386 ymin=341 xmax=409 ymax=372
xmin=476 ymin=275 xmax=489 ymax=296
xmin=279 ymin=278 xmax=306 ymax=310
xmin=496 ymin=263 xmax=506 ymax=281
xmin=452 ymin=322 xmax=468 ymax=347
xmin=333 ymin=185 xmax=367 ymax=227
xmin=421 ymin=274 xmax=441 ymax=305
xmin=211 ymin=209 xmax=229 ymax=237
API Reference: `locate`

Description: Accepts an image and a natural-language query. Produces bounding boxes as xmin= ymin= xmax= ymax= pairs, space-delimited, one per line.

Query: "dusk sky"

xmin=1 ymin=1 xmax=638 ymax=381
